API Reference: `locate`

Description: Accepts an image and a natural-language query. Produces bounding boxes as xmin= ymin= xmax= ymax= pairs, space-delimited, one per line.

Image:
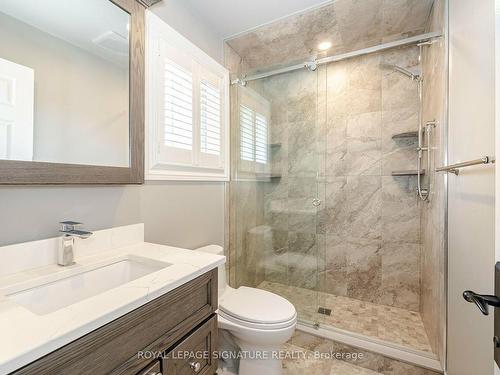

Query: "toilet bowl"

xmin=197 ymin=245 xmax=297 ymax=375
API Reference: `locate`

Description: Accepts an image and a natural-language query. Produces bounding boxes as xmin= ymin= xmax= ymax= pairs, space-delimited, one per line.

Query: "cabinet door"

xmin=136 ymin=361 xmax=161 ymax=375
xmin=163 ymin=316 xmax=218 ymax=375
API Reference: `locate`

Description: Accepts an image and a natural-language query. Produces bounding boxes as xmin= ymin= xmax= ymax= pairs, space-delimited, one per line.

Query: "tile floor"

xmin=282 ymin=344 xmax=382 ymax=374
xmin=258 ymin=281 xmax=433 ymax=353
xmin=217 ymin=343 xmax=381 ymax=375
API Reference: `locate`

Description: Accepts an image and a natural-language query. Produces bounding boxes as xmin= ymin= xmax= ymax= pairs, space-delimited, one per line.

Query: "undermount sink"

xmin=6 ymin=256 xmax=170 ymax=315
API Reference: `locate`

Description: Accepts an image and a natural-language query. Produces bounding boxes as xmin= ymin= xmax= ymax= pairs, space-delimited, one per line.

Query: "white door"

xmin=0 ymin=57 xmax=34 ymax=161
xmin=448 ymin=0 xmax=496 ymax=374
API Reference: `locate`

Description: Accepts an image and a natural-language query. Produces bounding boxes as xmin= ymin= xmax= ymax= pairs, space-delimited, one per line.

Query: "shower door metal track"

xmin=231 ymin=31 xmax=442 ymax=85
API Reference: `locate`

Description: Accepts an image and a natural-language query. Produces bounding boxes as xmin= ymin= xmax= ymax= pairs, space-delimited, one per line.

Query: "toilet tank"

xmin=195 ymin=245 xmax=227 ymax=297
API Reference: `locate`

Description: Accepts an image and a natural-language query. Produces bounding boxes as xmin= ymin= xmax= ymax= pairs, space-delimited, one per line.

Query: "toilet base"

xmin=218 ymin=329 xmax=240 ymax=371
xmin=235 ymin=342 xmax=283 ymax=375
xmin=239 ymin=356 xmax=282 ymax=375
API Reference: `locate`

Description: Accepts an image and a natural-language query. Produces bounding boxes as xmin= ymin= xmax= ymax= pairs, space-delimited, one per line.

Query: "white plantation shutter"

xmin=200 ymin=81 xmax=221 ymax=156
xmin=239 ymin=105 xmax=268 ymax=164
xmin=240 ymin=105 xmax=255 ymax=161
xmin=146 ymin=13 xmax=229 ymax=180
xmin=164 ymin=61 xmax=193 ymax=151
xmin=255 ymin=113 xmax=268 ymax=164
xmin=237 ymin=86 xmax=270 ymax=176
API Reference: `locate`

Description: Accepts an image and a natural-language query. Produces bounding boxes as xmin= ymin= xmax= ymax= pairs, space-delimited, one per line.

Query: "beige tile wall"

xmin=226 ymin=0 xmax=434 ymax=73
xmin=226 ymin=2 xmax=446 ymax=362
xmin=239 ymin=46 xmax=423 ymax=311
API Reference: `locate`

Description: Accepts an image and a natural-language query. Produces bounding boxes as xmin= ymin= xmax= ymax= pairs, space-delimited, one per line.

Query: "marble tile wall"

xmin=265 ymin=69 xmax=323 ymax=293
xmin=226 ymin=0 xmax=434 ymax=73
xmin=226 ymin=4 xmax=446 ymax=353
xmin=419 ymin=0 xmax=447 ymax=365
xmin=340 ymin=48 xmax=421 ymax=311
xmin=242 ymin=46 xmax=423 ymax=311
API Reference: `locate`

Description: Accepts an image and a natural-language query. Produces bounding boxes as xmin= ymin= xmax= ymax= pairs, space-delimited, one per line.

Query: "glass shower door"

xmin=229 ymin=61 xmax=327 ymax=327
xmin=315 ymin=62 xmax=329 ymax=329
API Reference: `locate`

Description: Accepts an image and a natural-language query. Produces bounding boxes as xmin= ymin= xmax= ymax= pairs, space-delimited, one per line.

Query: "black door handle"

xmin=463 ymin=290 xmax=500 ymax=315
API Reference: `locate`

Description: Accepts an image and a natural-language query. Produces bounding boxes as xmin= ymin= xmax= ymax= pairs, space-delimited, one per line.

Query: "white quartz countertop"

xmin=0 ymin=242 xmax=225 ymax=374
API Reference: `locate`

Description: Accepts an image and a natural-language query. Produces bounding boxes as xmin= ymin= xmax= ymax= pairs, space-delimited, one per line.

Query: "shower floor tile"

xmin=258 ymin=281 xmax=433 ymax=354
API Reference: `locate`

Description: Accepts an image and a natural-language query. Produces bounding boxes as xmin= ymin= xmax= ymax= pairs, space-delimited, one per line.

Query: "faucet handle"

xmin=60 ymin=221 xmax=83 ymax=232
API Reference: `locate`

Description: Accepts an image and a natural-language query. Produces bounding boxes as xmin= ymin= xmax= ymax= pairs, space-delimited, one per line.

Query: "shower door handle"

xmin=463 ymin=290 xmax=500 ymax=316
xmin=312 ymin=198 xmax=322 ymax=207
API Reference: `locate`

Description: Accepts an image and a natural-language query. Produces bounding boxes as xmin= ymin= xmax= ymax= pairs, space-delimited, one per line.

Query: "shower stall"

xmin=225 ymin=0 xmax=447 ymax=370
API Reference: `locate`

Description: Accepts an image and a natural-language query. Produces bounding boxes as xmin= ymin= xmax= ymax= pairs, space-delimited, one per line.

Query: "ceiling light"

xmin=318 ymin=41 xmax=332 ymax=51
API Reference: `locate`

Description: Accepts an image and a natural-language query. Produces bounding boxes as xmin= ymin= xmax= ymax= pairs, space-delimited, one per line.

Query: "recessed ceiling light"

xmin=318 ymin=41 xmax=332 ymax=51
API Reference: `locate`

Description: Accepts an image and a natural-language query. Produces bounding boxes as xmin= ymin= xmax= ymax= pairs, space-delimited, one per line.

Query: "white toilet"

xmin=197 ymin=245 xmax=297 ymax=375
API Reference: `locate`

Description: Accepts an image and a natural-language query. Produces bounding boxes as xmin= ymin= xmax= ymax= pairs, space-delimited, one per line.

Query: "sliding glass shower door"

xmin=230 ymin=62 xmax=327 ymax=327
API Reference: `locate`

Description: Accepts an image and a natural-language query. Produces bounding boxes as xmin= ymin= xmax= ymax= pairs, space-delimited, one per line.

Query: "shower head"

xmin=382 ymin=63 xmax=421 ymax=81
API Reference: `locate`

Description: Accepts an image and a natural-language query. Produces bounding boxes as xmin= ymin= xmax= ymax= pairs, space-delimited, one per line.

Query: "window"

xmin=200 ymin=80 xmax=221 ymax=156
xmin=164 ymin=61 xmax=193 ymax=151
xmin=146 ymin=13 xmax=229 ymax=181
xmin=237 ymin=87 xmax=271 ymax=175
xmin=255 ymin=113 xmax=268 ymax=164
xmin=239 ymin=105 xmax=268 ymax=164
xmin=240 ymin=105 xmax=255 ymax=162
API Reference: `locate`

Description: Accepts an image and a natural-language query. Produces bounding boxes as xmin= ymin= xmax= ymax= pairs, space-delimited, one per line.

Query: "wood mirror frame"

xmin=0 ymin=0 xmax=145 ymax=185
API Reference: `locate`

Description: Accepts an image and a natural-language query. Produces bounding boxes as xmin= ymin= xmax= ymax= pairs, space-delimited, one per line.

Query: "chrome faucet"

xmin=58 ymin=221 xmax=93 ymax=266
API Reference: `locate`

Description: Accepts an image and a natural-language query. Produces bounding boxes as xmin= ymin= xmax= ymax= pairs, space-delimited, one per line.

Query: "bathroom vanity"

xmin=0 ymin=224 xmax=225 ymax=375
xmin=12 ymin=271 xmax=218 ymax=375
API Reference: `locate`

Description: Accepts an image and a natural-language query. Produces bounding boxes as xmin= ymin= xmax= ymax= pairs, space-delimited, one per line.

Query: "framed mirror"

xmin=0 ymin=0 xmax=144 ymax=184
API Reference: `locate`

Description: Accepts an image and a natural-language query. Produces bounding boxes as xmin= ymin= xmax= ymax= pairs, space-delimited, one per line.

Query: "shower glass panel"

xmin=229 ymin=44 xmax=435 ymax=353
xmin=230 ymin=64 xmax=326 ymax=327
xmin=227 ymin=0 xmax=447 ymax=364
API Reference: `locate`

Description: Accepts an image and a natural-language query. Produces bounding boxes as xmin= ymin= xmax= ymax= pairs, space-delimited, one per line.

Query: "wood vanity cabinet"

xmin=136 ymin=361 xmax=161 ymax=375
xmin=11 ymin=269 xmax=218 ymax=375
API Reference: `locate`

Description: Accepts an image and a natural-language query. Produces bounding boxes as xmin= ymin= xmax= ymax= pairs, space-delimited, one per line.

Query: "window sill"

xmin=146 ymin=170 xmax=229 ymax=182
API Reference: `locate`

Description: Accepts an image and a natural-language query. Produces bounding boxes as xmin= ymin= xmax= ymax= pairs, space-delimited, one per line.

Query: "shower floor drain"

xmin=317 ymin=307 xmax=332 ymax=316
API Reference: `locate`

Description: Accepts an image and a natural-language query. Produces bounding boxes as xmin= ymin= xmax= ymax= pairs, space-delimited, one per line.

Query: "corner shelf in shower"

xmin=268 ymin=143 xmax=282 ymax=150
xmin=255 ymin=173 xmax=282 ymax=180
xmin=391 ymin=131 xmax=419 ymax=139
xmin=391 ymin=169 xmax=426 ymax=176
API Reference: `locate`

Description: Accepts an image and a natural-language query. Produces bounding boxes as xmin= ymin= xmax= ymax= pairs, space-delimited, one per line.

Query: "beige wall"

xmin=0 ymin=182 xmax=225 ymax=249
xmin=447 ymin=0 xmax=496 ymax=374
xmin=149 ymin=1 xmax=223 ymax=64
xmin=141 ymin=182 xmax=225 ymax=249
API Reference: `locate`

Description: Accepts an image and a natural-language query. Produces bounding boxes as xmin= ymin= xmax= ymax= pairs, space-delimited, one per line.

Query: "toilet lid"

xmin=219 ymin=287 xmax=296 ymax=325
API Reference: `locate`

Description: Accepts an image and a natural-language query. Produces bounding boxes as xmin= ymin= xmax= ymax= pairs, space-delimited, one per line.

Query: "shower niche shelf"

xmin=255 ymin=173 xmax=282 ymax=180
xmin=268 ymin=143 xmax=282 ymax=150
xmin=392 ymin=131 xmax=419 ymax=139
xmin=391 ymin=169 xmax=426 ymax=176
